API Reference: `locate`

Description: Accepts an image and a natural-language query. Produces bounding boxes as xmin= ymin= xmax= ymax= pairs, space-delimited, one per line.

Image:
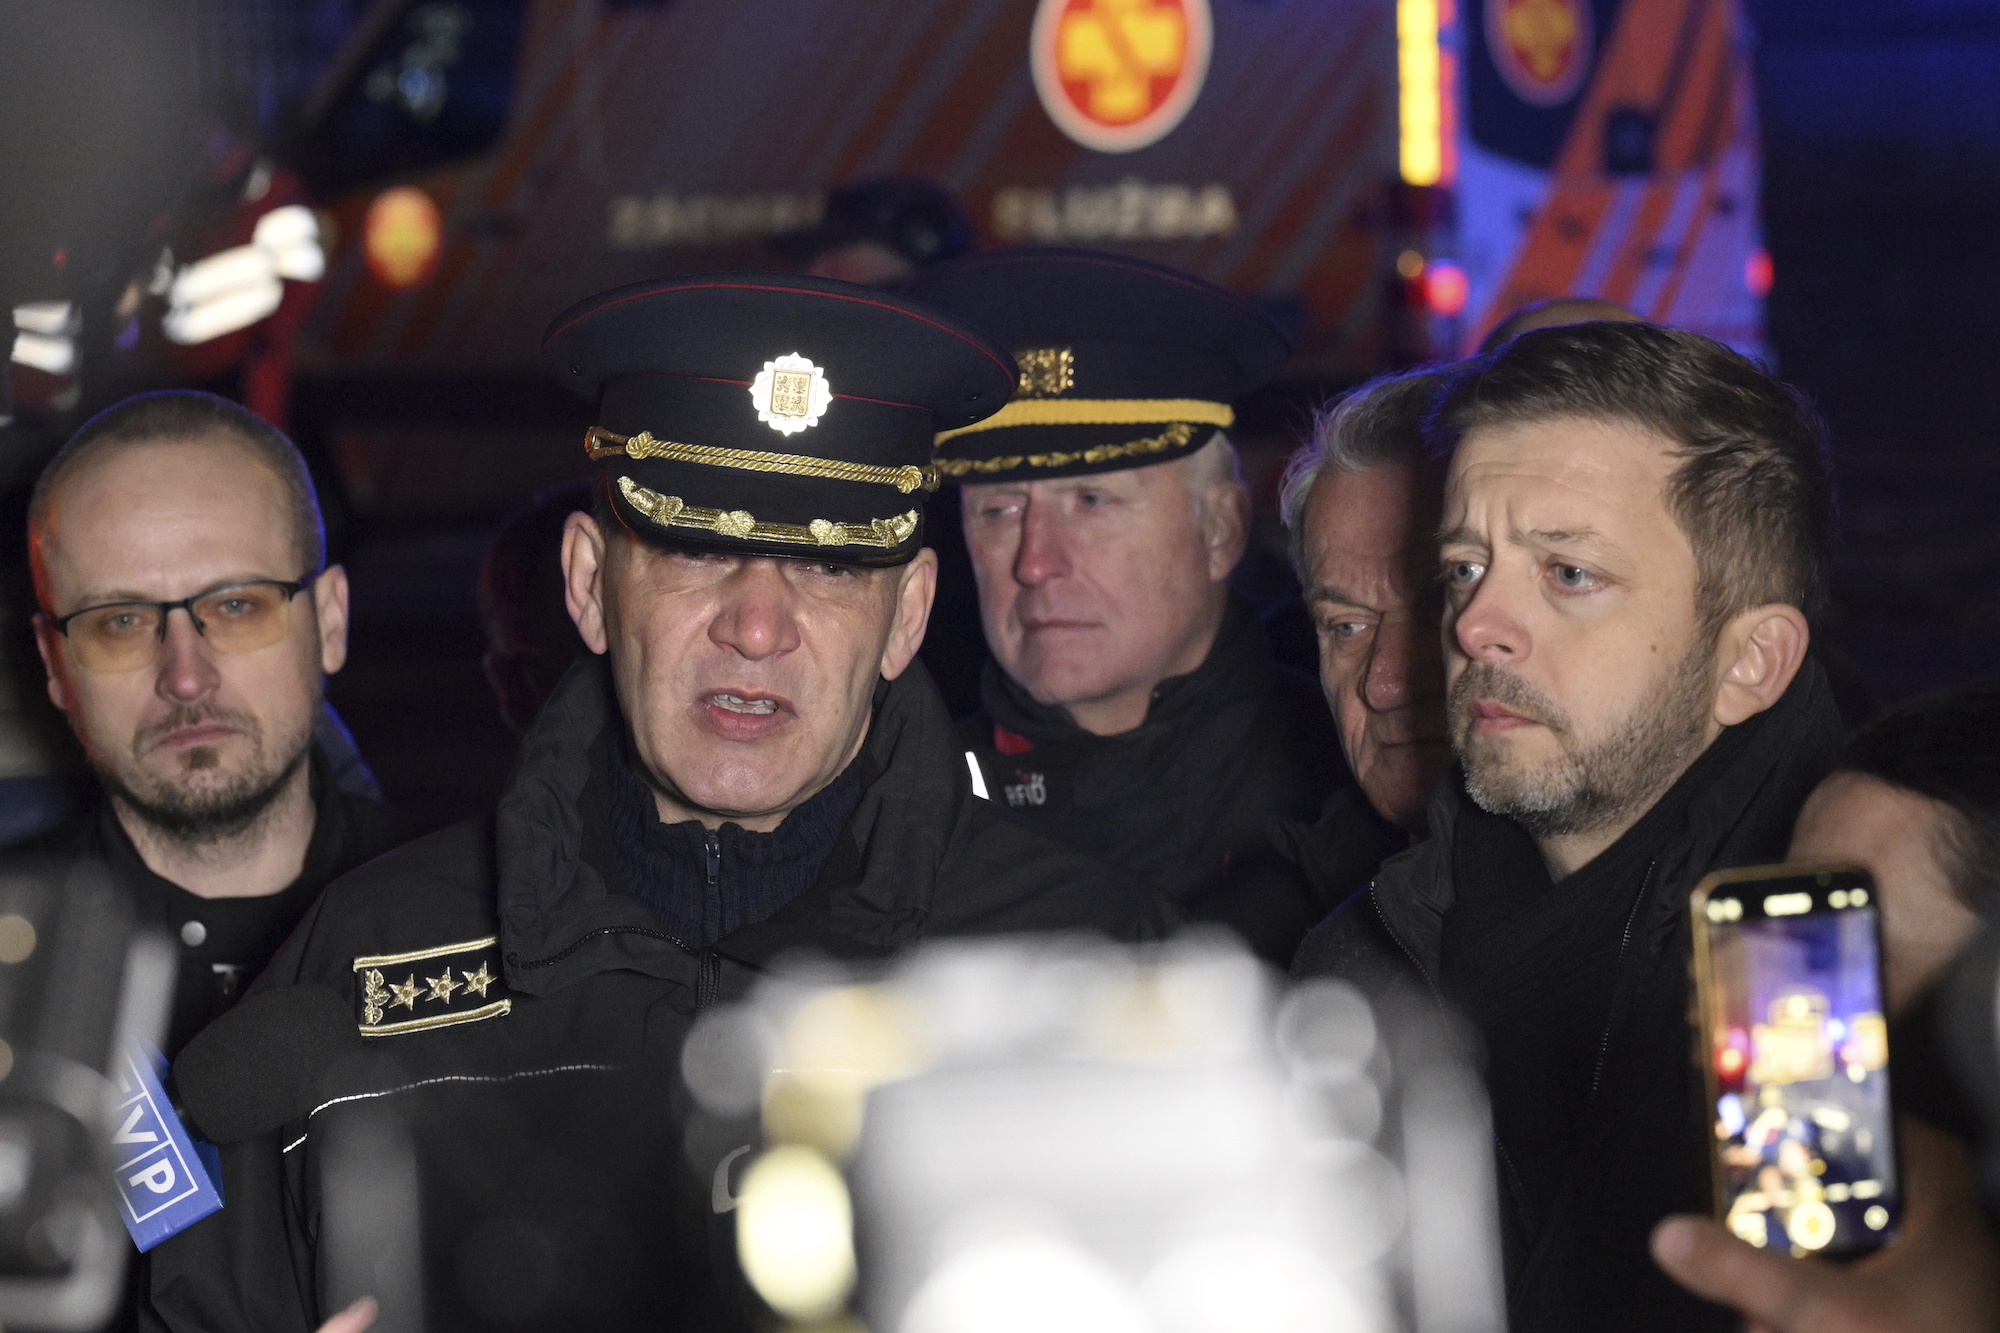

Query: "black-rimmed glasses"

xmin=47 ymin=576 xmax=315 ymax=673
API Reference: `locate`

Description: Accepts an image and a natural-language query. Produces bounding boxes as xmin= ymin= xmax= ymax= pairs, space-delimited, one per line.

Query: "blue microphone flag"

xmin=112 ymin=1041 xmax=223 ymax=1252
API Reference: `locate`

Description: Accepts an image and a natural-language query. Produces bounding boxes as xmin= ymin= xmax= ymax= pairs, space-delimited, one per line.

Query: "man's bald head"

xmin=29 ymin=391 xmax=324 ymax=610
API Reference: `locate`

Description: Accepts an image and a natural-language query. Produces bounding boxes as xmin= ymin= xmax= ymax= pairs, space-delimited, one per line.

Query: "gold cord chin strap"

xmin=586 ymin=427 xmax=938 ymax=494
xmin=616 ymin=477 xmax=918 ymax=550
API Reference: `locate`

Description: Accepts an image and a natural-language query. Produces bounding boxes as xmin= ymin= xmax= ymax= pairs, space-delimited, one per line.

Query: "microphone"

xmin=173 ymin=984 xmax=360 ymax=1144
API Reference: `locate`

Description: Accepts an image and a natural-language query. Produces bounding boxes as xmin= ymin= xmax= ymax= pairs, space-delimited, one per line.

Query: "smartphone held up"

xmin=1690 ymin=862 xmax=1901 ymax=1260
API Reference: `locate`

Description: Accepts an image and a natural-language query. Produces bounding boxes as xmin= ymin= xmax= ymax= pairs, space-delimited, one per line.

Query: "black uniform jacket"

xmin=1294 ymin=660 xmax=1844 ymax=1333
xmin=960 ymin=596 xmax=1348 ymax=950
xmin=148 ymin=658 xmax=1165 ymax=1333
xmin=15 ymin=746 xmax=411 ymax=1057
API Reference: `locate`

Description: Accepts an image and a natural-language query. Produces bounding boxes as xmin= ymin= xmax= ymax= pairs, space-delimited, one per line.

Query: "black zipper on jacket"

xmin=509 ymin=830 xmax=730 ymax=1004
xmin=1587 ymin=858 xmax=1657 ymax=1103
xmin=696 ymin=830 xmax=723 ymax=1013
xmin=1369 ymin=884 xmax=1531 ymax=1209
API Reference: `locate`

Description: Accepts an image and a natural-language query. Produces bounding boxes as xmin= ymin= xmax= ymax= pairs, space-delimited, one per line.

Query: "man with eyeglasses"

xmin=20 ymin=390 xmax=409 ymax=1057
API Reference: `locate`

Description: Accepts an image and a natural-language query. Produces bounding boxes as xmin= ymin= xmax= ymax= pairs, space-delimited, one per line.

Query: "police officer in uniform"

xmin=908 ymin=249 xmax=1348 ymax=960
xmin=148 ymin=275 xmax=1165 ymax=1333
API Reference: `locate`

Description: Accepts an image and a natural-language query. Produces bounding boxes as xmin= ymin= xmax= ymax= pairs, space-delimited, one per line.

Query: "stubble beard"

xmin=95 ymin=701 xmax=314 ymax=848
xmin=1449 ymin=640 xmax=1716 ymax=841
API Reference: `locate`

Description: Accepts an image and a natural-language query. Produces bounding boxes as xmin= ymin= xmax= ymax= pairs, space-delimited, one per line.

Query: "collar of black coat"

xmin=79 ymin=742 xmax=380 ymax=915
xmin=493 ymin=654 xmax=981 ymax=997
xmin=1371 ymin=651 xmax=1847 ymax=981
xmin=979 ymin=593 xmax=1274 ymax=750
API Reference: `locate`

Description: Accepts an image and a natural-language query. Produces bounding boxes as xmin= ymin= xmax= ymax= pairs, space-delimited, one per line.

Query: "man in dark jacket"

xmin=1296 ymin=322 xmax=1845 ymax=1331
xmin=148 ymin=275 xmax=1165 ymax=1333
xmin=19 ymin=390 xmax=408 ymax=1057
xmin=1263 ymin=370 xmax=1455 ymax=940
xmin=907 ymin=249 xmax=1348 ymax=960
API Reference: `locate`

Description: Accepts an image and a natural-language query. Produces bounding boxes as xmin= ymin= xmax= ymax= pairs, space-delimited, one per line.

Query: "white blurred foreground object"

xmin=687 ymin=933 xmax=1506 ymax=1333
xmin=162 ymin=205 xmax=324 ymax=346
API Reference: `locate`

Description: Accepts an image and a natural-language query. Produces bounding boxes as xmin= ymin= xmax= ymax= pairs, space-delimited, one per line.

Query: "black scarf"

xmin=607 ymin=747 xmax=863 ymax=951
xmin=1440 ymin=712 xmax=1764 ymax=1234
xmin=975 ymin=595 xmax=1345 ymax=904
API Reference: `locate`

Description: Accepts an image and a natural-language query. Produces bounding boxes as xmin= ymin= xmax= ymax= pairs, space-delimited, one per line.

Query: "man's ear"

xmin=879 ymin=547 xmax=937 ymax=681
xmin=311 ymin=565 xmax=350 ymax=675
xmin=561 ymin=512 xmax=612 ymax=655
xmin=1202 ymin=478 xmax=1251 ymax=583
xmin=32 ymin=614 xmax=70 ymax=714
xmin=1711 ymin=603 xmax=1811 ymax=727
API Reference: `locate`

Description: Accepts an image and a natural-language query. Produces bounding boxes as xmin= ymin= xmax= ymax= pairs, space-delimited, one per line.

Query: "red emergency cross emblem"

xmin=1031 ymin=0 xmax=1213 ymax=153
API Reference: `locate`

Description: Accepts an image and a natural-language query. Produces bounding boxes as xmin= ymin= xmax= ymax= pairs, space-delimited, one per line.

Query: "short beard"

xmin=1449 ymin=641 xmax=1716 ymax=842
xmin=97 ymin=704 xmax=312 ymax=848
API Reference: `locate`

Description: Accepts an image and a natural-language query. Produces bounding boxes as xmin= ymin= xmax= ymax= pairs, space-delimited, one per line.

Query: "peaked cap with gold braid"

xmin=906 ymin=248 xmax=1292 ymax=484
xmin=543 ymin=273 xmax=1016 ymax=565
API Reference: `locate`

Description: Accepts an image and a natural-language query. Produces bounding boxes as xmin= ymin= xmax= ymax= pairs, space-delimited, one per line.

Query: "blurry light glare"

xmin=1275 ymin=979 xmax=1375 ymax=1085
xmin=365 ymin=186 xmax=444 ymax=289
xmin=902 ymin=1233 xmax=1144 ymax=1333
xmin=164 ymin=265 xmax=283 ymax=346
xmin=1394 ymin=249 xmax=1425 ymax=280
xmin=253 ymin=205 xmax=326 ymax=283
xmin=1398 ymin=0 xmax=1444 ymax=186
xmin=1086 ymin=946 xmax=1268 ymax=1065
xmin=682 ymin=1005 xmax=779 ymax=1117
xmin=765 ymin=984 xmax=928 ymax=1155
xmin=1745 ymin=247 xmax=1774 ymax=298
xmin=11 ymin=331 xmax=74 ymax=376
xmin=0 ymin=915 xmax=37 ymax=965
xmin=12 ymin=301 xmax=77 ymax=337
xmin=736 ymin=1145 xmax=855 ymax=1320
xmin=1423 ymin=261 xmax=1469 ymax=316
xmin=1141 ymin=1232 xmax=1369 ymax=1333
xmin=169 ymin=246 xmax=273 ymax=310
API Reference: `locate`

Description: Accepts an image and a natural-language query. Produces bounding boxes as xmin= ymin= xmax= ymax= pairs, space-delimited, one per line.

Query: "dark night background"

xmin=2 ymin=0 xmax=1997 ymax=829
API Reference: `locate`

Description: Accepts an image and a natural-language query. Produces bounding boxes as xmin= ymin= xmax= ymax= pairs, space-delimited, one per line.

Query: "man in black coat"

xmin=1259 ymin=370 xmax=1456 ymax=945
xmin=1295 ymin=322 xmax=1846 ymax=1331
xmin=147 ymin=276 xmax=1166 ymax=1333
xmin=907 ymin=249 xmax=1348 ymax=960
xmin=18 ymin=390 xmax=409 ymax=1058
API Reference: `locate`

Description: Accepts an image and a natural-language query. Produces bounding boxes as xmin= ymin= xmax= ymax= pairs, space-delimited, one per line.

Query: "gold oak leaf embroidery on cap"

xmin=362 ymin=969 xmax=389 ymax=1026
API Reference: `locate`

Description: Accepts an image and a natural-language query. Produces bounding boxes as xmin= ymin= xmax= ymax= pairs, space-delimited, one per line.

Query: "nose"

xmin=1012 ymin=496 xmax=1070 ymax=587
xmin=1450 ymin=573 xmax=1529 ymax=666
xmin=707 ymin=560 xmax=803 ymax=661
xmin=1362 ymin=611 xmax=1443 ymax=713
xmin=154 ymin=607 xmax=221 ymax=705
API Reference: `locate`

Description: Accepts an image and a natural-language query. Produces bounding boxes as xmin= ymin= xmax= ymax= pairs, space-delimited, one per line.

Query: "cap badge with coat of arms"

xmin=750 ymin=353 xmax=832 ymax=434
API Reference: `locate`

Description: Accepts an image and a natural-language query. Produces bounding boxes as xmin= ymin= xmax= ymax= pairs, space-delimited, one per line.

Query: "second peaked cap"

xmin=907 ymin=248 xmax=1292 ymax=485
xmin=543 ymin=273 xmax=1016 ymax=565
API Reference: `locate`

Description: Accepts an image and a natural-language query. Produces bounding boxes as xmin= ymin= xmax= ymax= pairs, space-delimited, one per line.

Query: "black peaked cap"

xmin=905 ymin=247 xmax=1292 ymax=485
xmin=544 ymin=273 xmax=1016 ymax=565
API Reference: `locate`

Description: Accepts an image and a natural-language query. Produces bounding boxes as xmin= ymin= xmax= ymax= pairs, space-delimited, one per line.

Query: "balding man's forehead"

xmin=34 ymin=436 xmax=305 ymax=595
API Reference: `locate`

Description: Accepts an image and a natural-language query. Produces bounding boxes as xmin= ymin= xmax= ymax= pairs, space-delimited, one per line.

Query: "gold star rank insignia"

xmin=352 ymin=936 xmax=511 ymax=1037
xmin=389 ymin=975 xmax=423 ymax=1010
